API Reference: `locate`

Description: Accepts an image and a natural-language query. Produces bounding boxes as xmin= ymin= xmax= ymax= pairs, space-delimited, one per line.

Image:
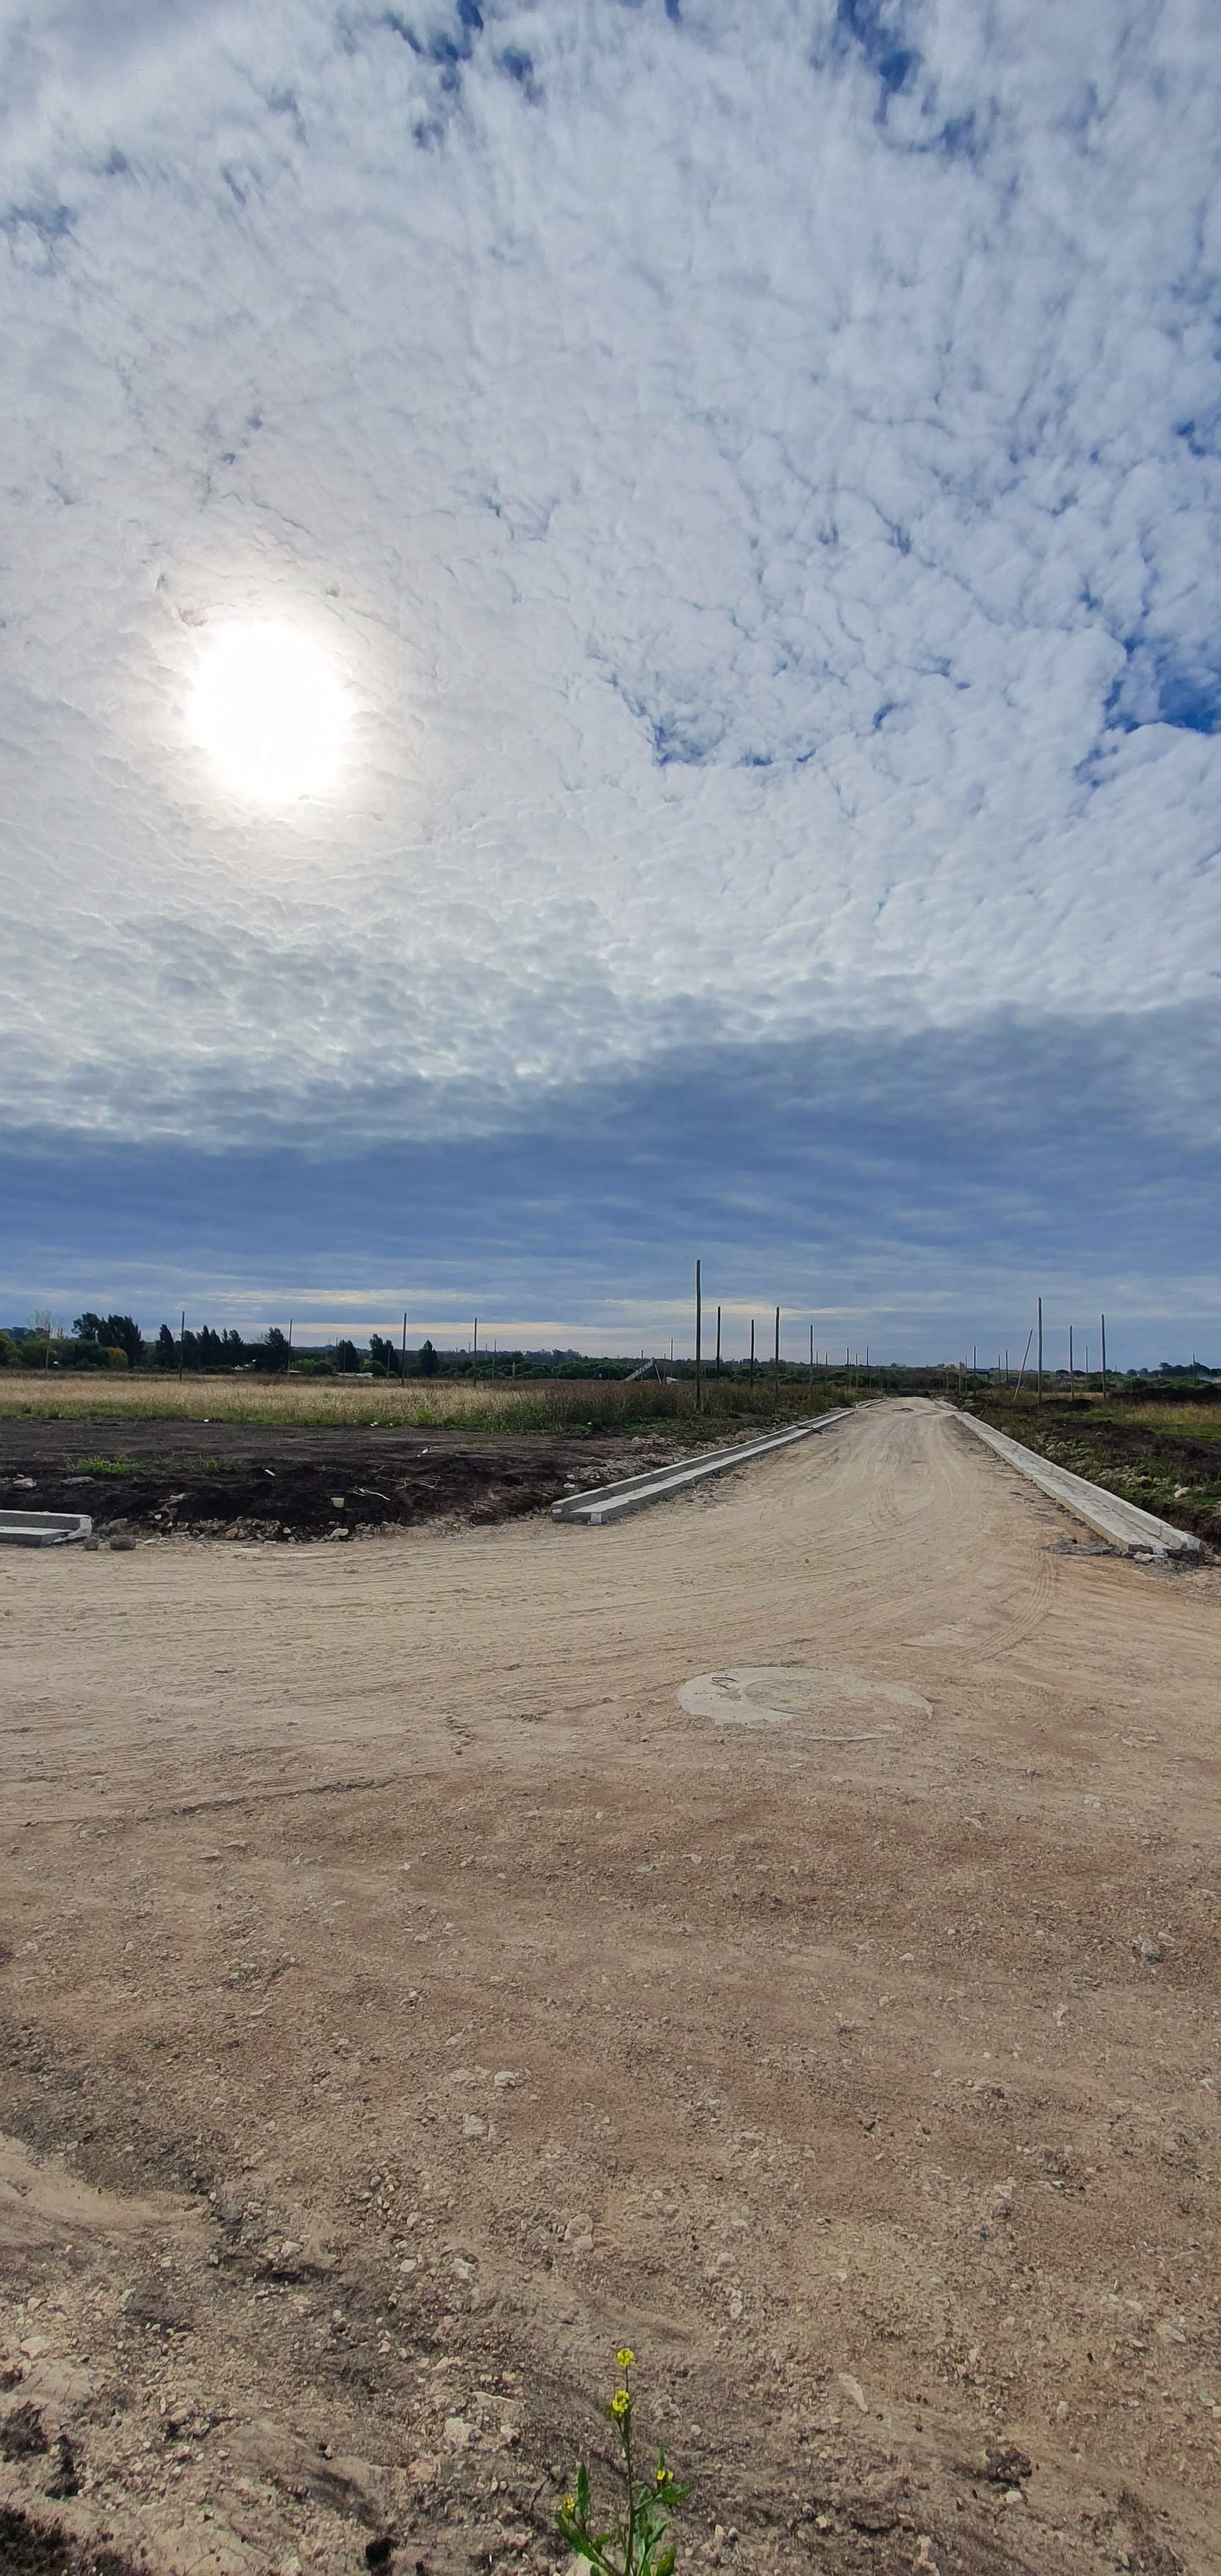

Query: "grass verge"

xmin=963 ymin=1393 xmax=1221 ymax=1551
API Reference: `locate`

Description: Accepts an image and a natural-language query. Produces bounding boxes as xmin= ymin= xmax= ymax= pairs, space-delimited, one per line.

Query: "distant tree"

xmin=254 ymin=1327 xmax=291 ymax=1374
xmin=368 ymin=1333 xmax=397 ymax=1377
xmin=417 ymin=1338 xmax=439 ymax=1377
xmin=77 ymin=1313 xmax=143 ymax=1366
xmin=333 ymin=1338 xmax=359 ymax=1375
xmin=155 ymin=1324 xmax=177 ymax=1369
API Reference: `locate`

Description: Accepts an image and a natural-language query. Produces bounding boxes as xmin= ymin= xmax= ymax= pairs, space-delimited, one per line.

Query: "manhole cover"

xmin=677 ymin=1665 xmax=930 ymax=1737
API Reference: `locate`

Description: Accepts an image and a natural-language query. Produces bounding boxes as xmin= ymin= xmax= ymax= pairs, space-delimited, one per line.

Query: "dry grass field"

xmin=0 ymin=1372 xmax=823 ymax=1438
xmin=2 ymin=1399 xmax=1219 ymax=2576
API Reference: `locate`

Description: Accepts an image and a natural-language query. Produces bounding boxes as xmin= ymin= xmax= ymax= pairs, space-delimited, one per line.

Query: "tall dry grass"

xmin=0 ymin=1372 xmax=850 ymax=1437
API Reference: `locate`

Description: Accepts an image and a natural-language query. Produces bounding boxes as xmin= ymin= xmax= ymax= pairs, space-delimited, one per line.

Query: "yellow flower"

xmin=564 ymin=2497 xmax=576 ymax=2513
xmin=610 ymin=2389 xmax=631 ymax=2419
xmin=616 ymin=2347 xmax=635 ymax=2369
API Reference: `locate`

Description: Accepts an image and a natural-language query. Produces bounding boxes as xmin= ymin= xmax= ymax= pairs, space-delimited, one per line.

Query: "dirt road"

xmin=2 ymin=1399 xmax=1219 ymax=2576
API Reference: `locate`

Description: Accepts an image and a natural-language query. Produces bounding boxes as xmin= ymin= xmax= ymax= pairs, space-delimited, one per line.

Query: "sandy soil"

xmin=1 ymin=1398 xmax=1219 ymax=2576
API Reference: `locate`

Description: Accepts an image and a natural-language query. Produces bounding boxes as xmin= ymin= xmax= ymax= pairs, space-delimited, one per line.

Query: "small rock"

xmin=110 ymin=1535 xmax=137 ymax=1553
xmin=462 ymin=2115 xmax=488 ymax=2139
xmin=444 ymin=2415 xmax=472 ymax=2449
xmin=837 ymin=2373 xmax=868 ymax=2412
xmin=983 ymin=2444 xmax=1032 ymax=2487
xmin=1137 ymin=1935 xmax=1164 ymax=1964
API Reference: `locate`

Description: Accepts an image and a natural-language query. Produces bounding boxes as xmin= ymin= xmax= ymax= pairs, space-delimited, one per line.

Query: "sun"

xmin=191 ymin=623 xmax=348 ymax=802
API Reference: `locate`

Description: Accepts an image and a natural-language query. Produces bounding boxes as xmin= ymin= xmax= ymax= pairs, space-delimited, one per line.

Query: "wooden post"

xmin=694 ymin=1260 xmax=702 ymax=1415
xmin=1037 ymin=1297 xmax=1043 ymax=1405
xmin=749 ymin=1318 xmax=755 ymax=1391
xmin=1101 ymin=1311 xmax=1108 ymax=1398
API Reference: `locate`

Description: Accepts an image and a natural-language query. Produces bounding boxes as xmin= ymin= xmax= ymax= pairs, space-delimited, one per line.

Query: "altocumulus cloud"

xmin=1 ymin=0 xmax=1220 ymax=1341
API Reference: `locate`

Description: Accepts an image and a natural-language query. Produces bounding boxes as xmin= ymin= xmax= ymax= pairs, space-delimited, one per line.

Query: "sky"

xmin=2 ymin=0 xmax=1219 ymax=1361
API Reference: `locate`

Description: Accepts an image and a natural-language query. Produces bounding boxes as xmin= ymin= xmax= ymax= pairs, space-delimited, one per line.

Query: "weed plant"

xmin=558 ymin=2352 xmax=689 ymax=2576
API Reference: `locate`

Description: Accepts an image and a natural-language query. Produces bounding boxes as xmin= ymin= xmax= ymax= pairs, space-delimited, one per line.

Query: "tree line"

xmin=0 ymin=1315 xmax=637 ymax=1379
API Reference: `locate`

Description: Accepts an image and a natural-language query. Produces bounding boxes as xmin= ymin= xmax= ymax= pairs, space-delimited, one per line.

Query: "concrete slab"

xmin=551 ymin=1409 xmax=855 ymax=1527
xmin=953 ymin=1411 xmax=1201 ymax=1559
xmin=0 ymin=1508 xmax=93 ymax=1548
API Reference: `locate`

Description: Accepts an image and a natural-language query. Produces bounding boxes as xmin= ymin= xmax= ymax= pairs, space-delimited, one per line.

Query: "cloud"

xmin=0 ymin=0 xmax=1218 ymax=1327
xmin=4 ymin=1003 xmax=1220 ymax=1357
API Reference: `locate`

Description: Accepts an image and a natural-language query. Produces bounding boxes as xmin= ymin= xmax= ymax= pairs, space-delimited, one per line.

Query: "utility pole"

xmin=287 ymin=1318 xmax=293 ymax=1375
xmin=774 ymin=1306 xmax=780 ymax=1415
xmin=810 ymin=1323 xmax=814 ymax=1385
xmin=1037 ymin=1297 xmax=1043 ymax=1405
xmin=179 ymin=1308 xmax=185 ymax=1382
xmin=749 ymin=1318 xmax=755 ymax=1391
xmin=716 ymin=1303 xmax=722 ymax=1379
xmin=401 ymin=1310 xmax=408 ymax=1381
xmin=1101 ymin=1311 xmax=1108 ymax=1398
xmin=472 ymin=1318 xmax=478 ymax=1384
xmin=1068 ymin=1323 xmax=1074 ymax=1404
xmin=694 ymin=1260 xmax=702 ymax=1415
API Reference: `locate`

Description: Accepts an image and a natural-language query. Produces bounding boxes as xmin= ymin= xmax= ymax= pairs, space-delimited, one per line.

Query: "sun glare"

xmin=192 ymin=623 xmax=348 ymax=802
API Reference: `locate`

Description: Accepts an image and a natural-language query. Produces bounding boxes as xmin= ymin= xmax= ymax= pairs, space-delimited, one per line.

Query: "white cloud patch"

xmin=1 ymin=0 xmax=1220 ymax=1145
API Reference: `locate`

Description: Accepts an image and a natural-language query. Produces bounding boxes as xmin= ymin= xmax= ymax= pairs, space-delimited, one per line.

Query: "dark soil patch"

xmin=0 ymin=2507 xmax=141 ymax=2576
xmin=0 ymin=1420 xmax=686 ymax=1543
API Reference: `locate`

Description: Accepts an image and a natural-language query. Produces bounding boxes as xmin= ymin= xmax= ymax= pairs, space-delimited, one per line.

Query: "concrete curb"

xmin=0 ymin=1509 xmax=93 ymax=1549
xmin=952 ymin=1411 xmax=1201 ymax=1560
xmin=551 ymin=1409 xmax=855 ymax=1527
